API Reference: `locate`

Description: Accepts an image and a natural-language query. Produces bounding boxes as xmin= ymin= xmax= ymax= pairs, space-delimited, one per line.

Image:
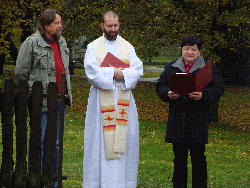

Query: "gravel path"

xmin=143 ymin=67 xmax=164 ymax=72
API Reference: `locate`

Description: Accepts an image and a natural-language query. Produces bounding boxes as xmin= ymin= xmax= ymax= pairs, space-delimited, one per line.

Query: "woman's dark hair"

xmin=181 ymin=34 xmax=203 ymax=51
xmin=36 ymin=9 xmax=61 ymax=35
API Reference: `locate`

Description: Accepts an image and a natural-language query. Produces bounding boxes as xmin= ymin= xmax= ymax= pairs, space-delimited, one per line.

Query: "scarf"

xmin=184 ymin=61 xmax=194 ymax=73
xmin=95 ymin=35 xmax=131 ymax=160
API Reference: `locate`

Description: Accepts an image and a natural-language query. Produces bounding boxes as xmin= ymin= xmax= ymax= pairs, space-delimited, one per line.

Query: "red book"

xmin=170 ymin=60 xmax=212 ymax=96
xmin=101 ymin=52 xmax=130 ymax=68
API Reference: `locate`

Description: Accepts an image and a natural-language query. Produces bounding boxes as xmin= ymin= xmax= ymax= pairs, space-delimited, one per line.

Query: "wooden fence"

xmin=0 ymin=74 xmax=67 ymax=188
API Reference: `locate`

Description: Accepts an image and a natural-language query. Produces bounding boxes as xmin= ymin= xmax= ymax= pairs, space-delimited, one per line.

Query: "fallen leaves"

xmin=1 ymin=68 xmax=250 ymax=132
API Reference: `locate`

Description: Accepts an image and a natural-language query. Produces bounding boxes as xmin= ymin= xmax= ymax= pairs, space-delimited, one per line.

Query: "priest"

xmin=82 ymin=11 xmax=143 ymax=188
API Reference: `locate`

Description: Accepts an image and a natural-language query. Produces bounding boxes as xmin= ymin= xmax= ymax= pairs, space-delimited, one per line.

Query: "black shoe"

xmin=173 ymin=182 xmax=187 ymax=188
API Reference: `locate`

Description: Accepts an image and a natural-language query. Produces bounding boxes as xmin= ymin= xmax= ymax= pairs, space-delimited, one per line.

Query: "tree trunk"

xmin=6 ymin=34 xmax=19 ymax=63
xmin=0 ymin=54 xmax=5 ymax=74
xmin=209 ymin=99 xmax=220 ymax=123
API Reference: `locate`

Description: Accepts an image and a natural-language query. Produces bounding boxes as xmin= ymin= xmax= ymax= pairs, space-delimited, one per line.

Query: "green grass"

xmin=151 ymin=55 xmax=178 ymax=63
xmin=1 ymin=67 xmax=250 ymax=187
xmin=58 ymin=113 xmax=250 ymax=187
xmin=141 ymin=70 xmax=162 ymax=78
xmin=137 ymin=120 xmax=250 ymax=187
xmin=62 ymin=112 xmax=84 ymax=187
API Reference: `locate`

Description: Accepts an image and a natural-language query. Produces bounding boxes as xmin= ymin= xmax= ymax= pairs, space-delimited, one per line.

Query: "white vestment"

xmin=82 ymin=35 xmax=143 ymax=188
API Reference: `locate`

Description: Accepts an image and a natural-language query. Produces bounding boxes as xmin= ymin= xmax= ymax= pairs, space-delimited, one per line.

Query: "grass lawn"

xmin=146 ymin=55 xmax=179 ymax=63
xmin=60 ymin=112 xmax=250 ymax=187
xmin=0 ymin=67 xmax=250 ymax=187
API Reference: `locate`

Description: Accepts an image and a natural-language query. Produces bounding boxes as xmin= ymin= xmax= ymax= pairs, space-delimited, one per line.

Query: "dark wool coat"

xmin=156 ymin=57 xmax=224 ymax=144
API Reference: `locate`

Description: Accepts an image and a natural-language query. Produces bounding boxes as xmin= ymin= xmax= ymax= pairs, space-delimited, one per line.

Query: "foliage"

xmin=1 ymin=0 xmax=249 ymax=65
xmin=61 ymin=0 xmax=171 ymax=62
xmin=219 ymin=87 xmax=250 ymax=130
xmin=0 ymin=0 xmax=62 ymax=58
xmin=61 ymin=0 xmax=250 ymax=63
xmin=166 ymin=0 xmax=250 ymax=63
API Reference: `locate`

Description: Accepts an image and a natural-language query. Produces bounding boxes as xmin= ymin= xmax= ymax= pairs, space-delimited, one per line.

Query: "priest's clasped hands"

xmin=168 ymin=91 xmax=202 ymax=100
xmin=110 ymin=64 xmax=124 ymax=81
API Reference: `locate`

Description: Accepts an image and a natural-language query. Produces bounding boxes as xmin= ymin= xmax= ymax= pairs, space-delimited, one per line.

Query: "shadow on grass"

xmin=209 ymin=121 xmax=250 ymax=134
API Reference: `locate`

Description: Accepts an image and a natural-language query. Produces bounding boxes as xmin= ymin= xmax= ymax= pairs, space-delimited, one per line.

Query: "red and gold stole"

xmin=95 ymin=35 xmax=131 ymax=160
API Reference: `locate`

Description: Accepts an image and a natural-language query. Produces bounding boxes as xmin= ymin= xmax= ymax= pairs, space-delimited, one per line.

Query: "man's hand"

xmin=168 ymin=91 xmax=180 ymax=99
xmin=114 ymin=67 xmax=124 ymax=81
xmin=189 ymin=91 xmax=202 ymax=100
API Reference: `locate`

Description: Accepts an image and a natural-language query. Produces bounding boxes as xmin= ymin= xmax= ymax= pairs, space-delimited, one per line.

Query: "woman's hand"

xmin=189 ymin=91 xmax=202 ymax=100
xmin=168 ymin=91 xmax=180 ymax=99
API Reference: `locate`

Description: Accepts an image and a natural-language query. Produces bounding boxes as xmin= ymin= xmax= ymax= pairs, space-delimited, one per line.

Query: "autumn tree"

xmin=0 ymin=0 xmax=62 ymax=74
xmin=1 ymin=0 xmax=249 ymax=85
xmin=61 ymin=0 xmax=250 ymax=84
xmin=61 ymin=0 xmax=171 ymax=62
xmin=165 ymin=0 xmax=250 ymax=85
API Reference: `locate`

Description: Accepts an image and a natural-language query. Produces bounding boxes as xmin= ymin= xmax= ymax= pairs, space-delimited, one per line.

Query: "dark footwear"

xmin=173 ymin=182 xmax=187 ymax=188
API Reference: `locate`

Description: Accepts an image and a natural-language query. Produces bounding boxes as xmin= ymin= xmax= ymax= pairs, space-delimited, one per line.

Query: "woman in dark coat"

xmin=156 ymin=35 xmax=224 ymax=188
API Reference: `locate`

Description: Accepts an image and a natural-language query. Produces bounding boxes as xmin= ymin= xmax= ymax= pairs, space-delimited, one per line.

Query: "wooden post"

xmin=0 ymin=88 xmax=3 ymax=114
xmin=0 ymin=88 xmax=3 ymax=188
xmin=43 ymin=82 xmax=58 ymax=187
xmin=14 ymin=80 xmax=29 ymax=187
xmin=57 ymin=74 xmax=66 ymax=188
xmin=29 ymin=81 xmax=43 ymax=187
xmin=1 ymin=79 xmax=14 ymax=188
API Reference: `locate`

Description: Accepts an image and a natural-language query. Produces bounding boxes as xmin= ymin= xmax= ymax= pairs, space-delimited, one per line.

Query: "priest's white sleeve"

xmin=120 ymin=45 xmax=143 ymax=90
xmin=84 ymin=44 xmax=115 ymax=90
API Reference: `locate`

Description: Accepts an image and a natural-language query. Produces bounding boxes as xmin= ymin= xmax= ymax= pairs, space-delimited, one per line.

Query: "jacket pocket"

xmin=33 ymin=49 xmax=48 ymax=68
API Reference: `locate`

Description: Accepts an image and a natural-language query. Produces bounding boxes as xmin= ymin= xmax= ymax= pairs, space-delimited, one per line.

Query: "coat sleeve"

xmin=155 ymin=63 xmax=173 ymax=103
xmin=120 ymin=45 xmax=143 ymax=90
xmin=15 ymin=38 xmax=33 ymax=83
xmin=84 ymin=44 xmax=115 ymax=90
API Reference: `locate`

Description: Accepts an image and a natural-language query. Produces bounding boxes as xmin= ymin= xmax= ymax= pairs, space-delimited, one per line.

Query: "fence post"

xmin=14 ymin=80 xmax=29 ymax=187
xmin=57 ymin=74 xmax=66 ymax=188
xmin=43 ymin=82 xmax=58 ymax=187
xmin=0 ymin=87 xmax=1 ymax=188
xmin=1 ymin=79 xmax=14 ymax=188
xmin=0 ymin=87 xmax=2 ymax=188
xmin=29 ymin=81 xmax=43 ymax=187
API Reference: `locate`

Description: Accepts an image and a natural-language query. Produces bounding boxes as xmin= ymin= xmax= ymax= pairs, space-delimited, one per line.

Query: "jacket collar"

xmin=35 ymin=30 xmax=50 ymax=48
xmin=172 ymin=56 xmax=205 ymax=73
xmin=43 ymin=35 xmax=52 ymax=44
xmin=35 ymin=30 xmax=66 ymax=47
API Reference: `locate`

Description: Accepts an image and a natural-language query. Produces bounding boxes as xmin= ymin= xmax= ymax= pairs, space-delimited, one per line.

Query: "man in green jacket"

xmin=15 ymin=9 xmax=72 ymax=186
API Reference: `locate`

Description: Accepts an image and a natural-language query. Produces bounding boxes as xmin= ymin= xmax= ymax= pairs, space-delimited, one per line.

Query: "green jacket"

xmin=15 ymin=30 xmax=72 ymax=112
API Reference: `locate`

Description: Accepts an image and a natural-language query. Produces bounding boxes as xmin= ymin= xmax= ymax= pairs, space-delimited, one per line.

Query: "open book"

xmin=170 ymin=60 xmax=212 ymax=96
xmin=101 ymin=52 xmax=130 ymax=68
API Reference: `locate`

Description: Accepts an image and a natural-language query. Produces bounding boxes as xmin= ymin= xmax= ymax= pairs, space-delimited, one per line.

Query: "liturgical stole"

xmin=95 ymin=36 xmax=131 ymax=160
